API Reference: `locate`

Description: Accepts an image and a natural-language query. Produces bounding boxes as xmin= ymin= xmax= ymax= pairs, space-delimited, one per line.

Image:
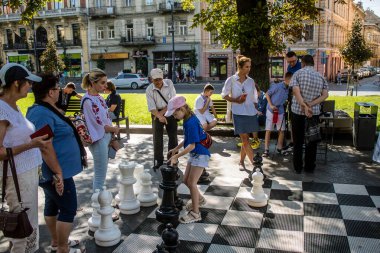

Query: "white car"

xmin=109 ymin=73 xmax=149 ymax=89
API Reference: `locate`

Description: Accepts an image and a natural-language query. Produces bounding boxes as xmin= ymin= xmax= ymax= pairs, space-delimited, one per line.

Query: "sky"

xmin=356 ymin=0 xmax=380 ymax=16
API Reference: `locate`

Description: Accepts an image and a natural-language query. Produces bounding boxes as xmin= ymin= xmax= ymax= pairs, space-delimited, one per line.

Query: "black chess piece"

xmin=155 ymin=164 xmax=179 ymax=226
xmin=250 ymin=152 xmax=266 ymax=180
xmin=152 ymin=244 xmax=168 ymax=253
xmin=174 ymin=168 xmax=184 ymax=211
xmin=197 ymin=168 xmax=210 ymax=184
xmin=161 ymin=223 xmax=179 ymax=253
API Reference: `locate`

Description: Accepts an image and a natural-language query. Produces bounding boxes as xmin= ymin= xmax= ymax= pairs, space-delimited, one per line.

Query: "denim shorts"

xmin=39 ymin=177 xmax=77 ymax=223
xmin=188 ymin=153 xmax=210 ymax=168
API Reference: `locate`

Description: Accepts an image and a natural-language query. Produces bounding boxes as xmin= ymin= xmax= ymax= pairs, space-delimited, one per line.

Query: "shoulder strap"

xmin=4 ymin=148 xmax=23 ymax=205
xmin=80 ymin=97 xmax=91 ymax=111
xmin=2 ymin=157 xmax=8 ymax=205
xmin=155 ymin=89 xmax=168 ymax=104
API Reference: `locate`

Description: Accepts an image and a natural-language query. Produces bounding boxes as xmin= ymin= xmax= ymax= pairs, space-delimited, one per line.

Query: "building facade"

xmin=364 ymin=10 xmax=380 ymax=67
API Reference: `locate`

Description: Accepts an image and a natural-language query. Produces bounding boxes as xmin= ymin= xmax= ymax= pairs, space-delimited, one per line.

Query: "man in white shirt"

xmin=146 ymin=68 xmax=178 ymax=170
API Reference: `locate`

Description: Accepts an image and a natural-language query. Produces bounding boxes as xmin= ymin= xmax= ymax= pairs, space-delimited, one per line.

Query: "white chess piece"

xmin=118 ymin=161 xmax=141 ymax=214
xmin=247 ymin=168 xmax=268 ymax=207
xmin=137 ymin=169 xmax=158 ymax=207
xmin=88 ymin=189 xmax=101 ymax=232
xmin=94 ymin=187 xmax=121 ymax=247
xmin=115 ymin=161 xmax=131 ymax=205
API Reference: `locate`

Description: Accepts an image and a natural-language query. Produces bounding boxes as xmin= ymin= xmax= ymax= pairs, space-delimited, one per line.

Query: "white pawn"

xmin=88 ymin=189 xmax=101 ymax=232
xmin=119 ymin=161 xmax=140 ymax=214
xmin=137 ymin=169 xmax=158 ymax=207
xmin=95 ymin=187 xmax=121 ymax=247
xmin=247 ymin=168 xmax=268 ymax=207
xmin=133 ymin=164 xmax=145 ymax=194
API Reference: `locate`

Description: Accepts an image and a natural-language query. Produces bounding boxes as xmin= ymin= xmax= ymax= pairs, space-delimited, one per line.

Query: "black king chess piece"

xmin=155 ymin=164 xmax=180 ymax=226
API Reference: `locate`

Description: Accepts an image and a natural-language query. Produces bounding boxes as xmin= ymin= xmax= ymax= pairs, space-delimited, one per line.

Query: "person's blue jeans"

xmin=89 ymin=133 xmax=112 ymax=192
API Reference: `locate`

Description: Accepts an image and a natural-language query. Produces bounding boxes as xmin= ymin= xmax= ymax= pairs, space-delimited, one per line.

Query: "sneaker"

xmin=283 ymin=143 xmax=293 ymax=152
xmin=262 ymin=150 xmax=270 ymax=157
xmin=179 ymin=211 xmax=202 ymax=224
xmin=185 ymin=196 xmax=207 ymax=211
xmin=251 ymin=139 xmax=261 ymax=149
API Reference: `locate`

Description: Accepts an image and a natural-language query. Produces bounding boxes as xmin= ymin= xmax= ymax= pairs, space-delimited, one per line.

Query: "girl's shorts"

xmin=188 ymin=153 xmax=210 ymax=168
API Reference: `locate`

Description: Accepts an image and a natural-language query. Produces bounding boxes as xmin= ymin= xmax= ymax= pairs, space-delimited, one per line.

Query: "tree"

xmin=182 ymin=0 xmax=346 ymax=90
xmin=188 ymin=49 xmax=198 ymax=70
xmin=340 ymin=14 xmax=373 ymax=95
xmin=96 ymin=54 xmax=106 ymax=70
xmin=39 ymin=39 xmax=65 ymax=74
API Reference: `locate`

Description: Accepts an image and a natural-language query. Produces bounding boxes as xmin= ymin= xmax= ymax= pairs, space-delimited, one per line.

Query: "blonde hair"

xmin=236 ymin=55 xmax=251 ymax=70
xmin=81 ymin=68 xmax=107 ymax=89
xmin=182 ymin=103 xmax=194 ymax=120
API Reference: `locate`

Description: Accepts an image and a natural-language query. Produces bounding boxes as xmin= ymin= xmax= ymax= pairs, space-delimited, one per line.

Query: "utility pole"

xmin=170 ymin=1 xmax=176 ymax=83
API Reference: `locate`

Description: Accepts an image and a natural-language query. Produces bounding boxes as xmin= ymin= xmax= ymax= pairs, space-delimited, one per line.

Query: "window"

xmin=210 ymin=30 xmax=219 ymax=44
xmin=97 ymin=27 xmax=104 ymax=39
xmin=367 ymin=33 xmax=372 ymax=41
xmin=179 ymin=21 xmax=187 ymax=35
xmin=125 ymin=0 xmax=132 ymax=6
xmin=56 ymin=25 xmax=64 ymax=42
xmin=6 ymin=29 xmax=13 ymax=46
xmin=19 ymin=28 xmax=27 ymax=42
xmin=147 ymin=23 xmax=154 ymax=38
xmin=53 ymin=0 xmax=63 ymax=9
xmin=108 ymin=26 xmax=115 ymax=39
xmin=167 ymin=22 xmax=174 ymax=36
xmin=126 ymin=24 xmax=133 ymax=42
xmin=304 ymin=25 xmax=314 ymax=41
xmin=95 ymin=0 xmax=102 ymax=7
xmin=69 ymin=0 xmax=80 ymax=7
xmin=106 ymin=0 xmax=112 ymax=6
xmin=72 ymin=23 xmax=81 ymax=45
xmin=146 ymin=0 xmax=153 ymax=5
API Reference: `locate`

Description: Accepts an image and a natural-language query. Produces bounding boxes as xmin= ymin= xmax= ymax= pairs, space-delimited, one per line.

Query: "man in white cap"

xmin=146 ymin=68 xmax=178 ymax=170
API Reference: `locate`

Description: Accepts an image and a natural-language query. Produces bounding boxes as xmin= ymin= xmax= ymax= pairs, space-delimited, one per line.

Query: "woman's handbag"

xmin=200 ymin=132 xmax=213 ymax=149
xmin=108 ymin=136 xmax=124 ymax=159
xmin=72 ymin=98 xmax=93 ymax=147
xmin=0 ymin=148 xmax=33 ymax=239
xmin=305 ymin=117 xmax=322 ymax=145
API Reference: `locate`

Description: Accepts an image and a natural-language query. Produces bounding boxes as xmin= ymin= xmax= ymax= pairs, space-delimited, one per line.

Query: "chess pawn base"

xmin=95 ymin=225 xmax=121 ymax=247
xmin=119 ymin=201 xmax=140 ymax=214
xmin=139 ymin=198 xmax=157 ymax=207
xmin=247 ymin=194 xmax=268 ymax=207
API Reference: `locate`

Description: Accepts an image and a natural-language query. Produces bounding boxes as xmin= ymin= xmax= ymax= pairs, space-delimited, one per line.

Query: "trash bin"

xmin=353 ymin=102 xmax=378 ymax=150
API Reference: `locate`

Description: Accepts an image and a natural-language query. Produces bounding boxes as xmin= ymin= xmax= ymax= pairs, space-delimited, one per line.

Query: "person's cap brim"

xmin=25 ymin=73 xmax=42 ymax=82
xmin=164 ymin=109 xmax=175 ymax=117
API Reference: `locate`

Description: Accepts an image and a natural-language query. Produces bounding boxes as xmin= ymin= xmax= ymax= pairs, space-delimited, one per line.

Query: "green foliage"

xmin=188 ymin=49 xmax=198 ymax=69
xmin=39 ymin=39 xmax=65 ymax=74
xmin=340 ymin=15 xmax=373 ymax=69
xmin=96 ymin=54 xmax=106 ymax=70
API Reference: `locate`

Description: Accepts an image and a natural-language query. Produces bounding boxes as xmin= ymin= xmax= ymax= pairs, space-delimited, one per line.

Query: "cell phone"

xmin=30 ymin=124 xmax=54 ymax=140
xmin=240 ymin=93 xmax=248 ymax=99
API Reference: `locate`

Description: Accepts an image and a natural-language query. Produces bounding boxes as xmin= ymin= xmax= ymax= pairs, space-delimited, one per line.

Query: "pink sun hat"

xmin=164 ymin=96 xmax=186 ymax=117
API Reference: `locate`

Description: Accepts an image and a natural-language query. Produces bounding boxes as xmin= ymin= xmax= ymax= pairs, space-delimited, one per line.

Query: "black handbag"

xmin=305 ymin=117 xmax=322 ymax=145
xmin=0 ymin=148 xmax=33 ymax=239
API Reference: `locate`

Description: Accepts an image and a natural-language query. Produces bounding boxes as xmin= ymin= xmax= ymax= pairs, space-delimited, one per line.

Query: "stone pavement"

xmin=0 ymin=133 xmax=379 ymax=252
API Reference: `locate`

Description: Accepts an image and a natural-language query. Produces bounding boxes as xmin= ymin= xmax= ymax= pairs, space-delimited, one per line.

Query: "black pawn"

xmin=250 ymin=152 xmax=266 ymax=180
xmin=161 ymin=223 xmax=179 ymax=253
xmin=153 ymin=244 xmax=168 ymax=253
xmin=156 ymin=164 xmax=179 ymax=226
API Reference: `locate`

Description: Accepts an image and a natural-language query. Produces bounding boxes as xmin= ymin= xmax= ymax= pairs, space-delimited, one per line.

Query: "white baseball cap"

xmin=0 ymin=63 xmax=41 ymax=87
xmin=150 ymin=68 xmax=164 ymax=80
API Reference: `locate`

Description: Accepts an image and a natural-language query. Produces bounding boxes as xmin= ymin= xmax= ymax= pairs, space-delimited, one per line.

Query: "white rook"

xmin=247 ymin=168 xmax=268 ymax=207
xmin=88 ymin=189 xmax=101 ymax=232
xmin=95 ymin=187 xmax=121 ymax=247
xmin=119 ymin=161 xmax=140 ymax=214
xmin=137 ymin=169 xmax=158 ymax=207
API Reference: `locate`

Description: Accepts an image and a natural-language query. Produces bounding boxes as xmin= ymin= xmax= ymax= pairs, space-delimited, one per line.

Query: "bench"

xmin=209 ymin=99 xmax=233 ymax=125
xmin=66 ymin=99 xmax=130 ymax=140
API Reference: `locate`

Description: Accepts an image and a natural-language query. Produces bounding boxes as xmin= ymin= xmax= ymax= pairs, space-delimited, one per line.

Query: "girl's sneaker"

xmin=185 ymin=196 xmax=207 ymax=211
xmin=262 ymin=149 xmax=270 ymax=157
xmin=179 ymin=211 xmax=202 ymax=224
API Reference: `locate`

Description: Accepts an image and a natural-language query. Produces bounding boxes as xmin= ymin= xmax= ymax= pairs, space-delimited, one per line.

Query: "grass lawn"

xmin=17 ymin=93 xmax=380 ymax=128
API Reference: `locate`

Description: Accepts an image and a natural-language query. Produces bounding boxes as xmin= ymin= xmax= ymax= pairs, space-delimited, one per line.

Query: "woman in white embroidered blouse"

xmin=81 ymin=69 xmax=119 ymax=192
xmin=221 ymin=55 xmax=261 ymax=171
xmin=0 ymin=63 xmax=53 ymax=253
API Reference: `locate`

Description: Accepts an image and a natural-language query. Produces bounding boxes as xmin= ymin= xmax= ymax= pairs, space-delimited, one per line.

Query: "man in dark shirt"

xmin=56 ymin=82 xmax=82 ymax=113
xmin=286 ymin=51 xmax=302 ymax=74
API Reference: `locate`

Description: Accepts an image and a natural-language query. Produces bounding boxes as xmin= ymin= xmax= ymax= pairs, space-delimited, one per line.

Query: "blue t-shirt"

xmin=287 ymin=61 xmax=301 ymax=74
xmin=183 ymin=115 xmax=210 ymax=156
xmin=266 ymin=82 xmax=289 ymax=114
xmin=26 ymin=104 xmax=83 ymax=182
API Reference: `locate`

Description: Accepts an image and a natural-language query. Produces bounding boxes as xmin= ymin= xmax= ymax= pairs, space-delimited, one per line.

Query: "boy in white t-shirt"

xmin=194 ymin=84 xmax=218 ymax=131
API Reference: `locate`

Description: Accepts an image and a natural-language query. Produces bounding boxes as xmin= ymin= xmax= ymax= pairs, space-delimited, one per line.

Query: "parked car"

xmin=109 ymin=73 xmax=149 ymax=89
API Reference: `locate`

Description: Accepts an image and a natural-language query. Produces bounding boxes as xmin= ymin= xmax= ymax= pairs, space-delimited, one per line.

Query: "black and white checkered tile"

xmin=113 ymin=176 xmax=380 ymax=253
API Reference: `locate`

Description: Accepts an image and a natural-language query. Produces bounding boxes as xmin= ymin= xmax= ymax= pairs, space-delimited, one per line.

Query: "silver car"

xmin=109 ymin=73 xmax=149 ymax=89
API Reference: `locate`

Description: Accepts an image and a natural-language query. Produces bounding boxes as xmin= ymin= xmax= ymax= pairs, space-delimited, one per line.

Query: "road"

xmin=74 ymin=75 xmax=380 ymax=95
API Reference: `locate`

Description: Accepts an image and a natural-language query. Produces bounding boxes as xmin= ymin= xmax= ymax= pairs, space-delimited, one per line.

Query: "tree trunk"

xmin=236 ymin=0 xmax=270 ymax=91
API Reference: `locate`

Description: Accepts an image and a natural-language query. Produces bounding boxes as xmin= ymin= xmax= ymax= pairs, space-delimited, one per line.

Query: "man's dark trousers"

xmin=152 ymin=114 xmax=178 ymax=166
xmin=291 ymin=113 xmax=319 ymax=172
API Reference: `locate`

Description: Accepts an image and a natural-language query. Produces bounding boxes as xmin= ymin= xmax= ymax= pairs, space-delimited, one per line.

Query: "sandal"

xmin=179 ymin=211 xmax=201 ymax=224
xmin=185 ymin=196 xmax=206 ymax=211
xmin=262 ymin=150 xmax=270 ymax=157
xmin=238 ymin=163 xmax=245 ymax=171
xmin=50 ymin=240 xmax=80 ymax=252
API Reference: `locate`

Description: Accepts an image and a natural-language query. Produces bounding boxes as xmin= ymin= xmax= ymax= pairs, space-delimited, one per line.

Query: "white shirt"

xmin=194 ymin=94 xmax=213 ymax=116
xmin=82 ymin=93 xmax=112 ymax=142
xmin=146 ymin=79 xmax=176 ymax=112
xmin=221 ymin=74 xmax=258 ymax=116
xmin=0 ymin=100 xmax=42 ymax=175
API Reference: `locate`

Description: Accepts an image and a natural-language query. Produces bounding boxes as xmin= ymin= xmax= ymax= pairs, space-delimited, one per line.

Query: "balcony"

xmin=158 ymin=2 xmax=191 ymax=14
xmin=56 ymin=39 xmax=82 ymax=47
xmin=119 ymin=37 xmax=156 ymax=46
xmin=89 ymin=6 xmax=116 ymax=18
xmin=38 ymin=7 xmax=86 ymax=17
xmin=3 ymin=43 xmax=28 ymax=51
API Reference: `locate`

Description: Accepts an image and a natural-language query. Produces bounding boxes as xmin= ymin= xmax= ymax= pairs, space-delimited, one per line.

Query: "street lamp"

xmin=169 ymin=0 xmax=176 ymax=83
xmin=29 ymin=18 xmax=39 ymax=73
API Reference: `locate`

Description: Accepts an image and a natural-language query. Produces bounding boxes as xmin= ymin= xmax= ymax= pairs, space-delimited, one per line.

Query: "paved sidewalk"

xmin=0 ymin=133 xmax=379 ymax=252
